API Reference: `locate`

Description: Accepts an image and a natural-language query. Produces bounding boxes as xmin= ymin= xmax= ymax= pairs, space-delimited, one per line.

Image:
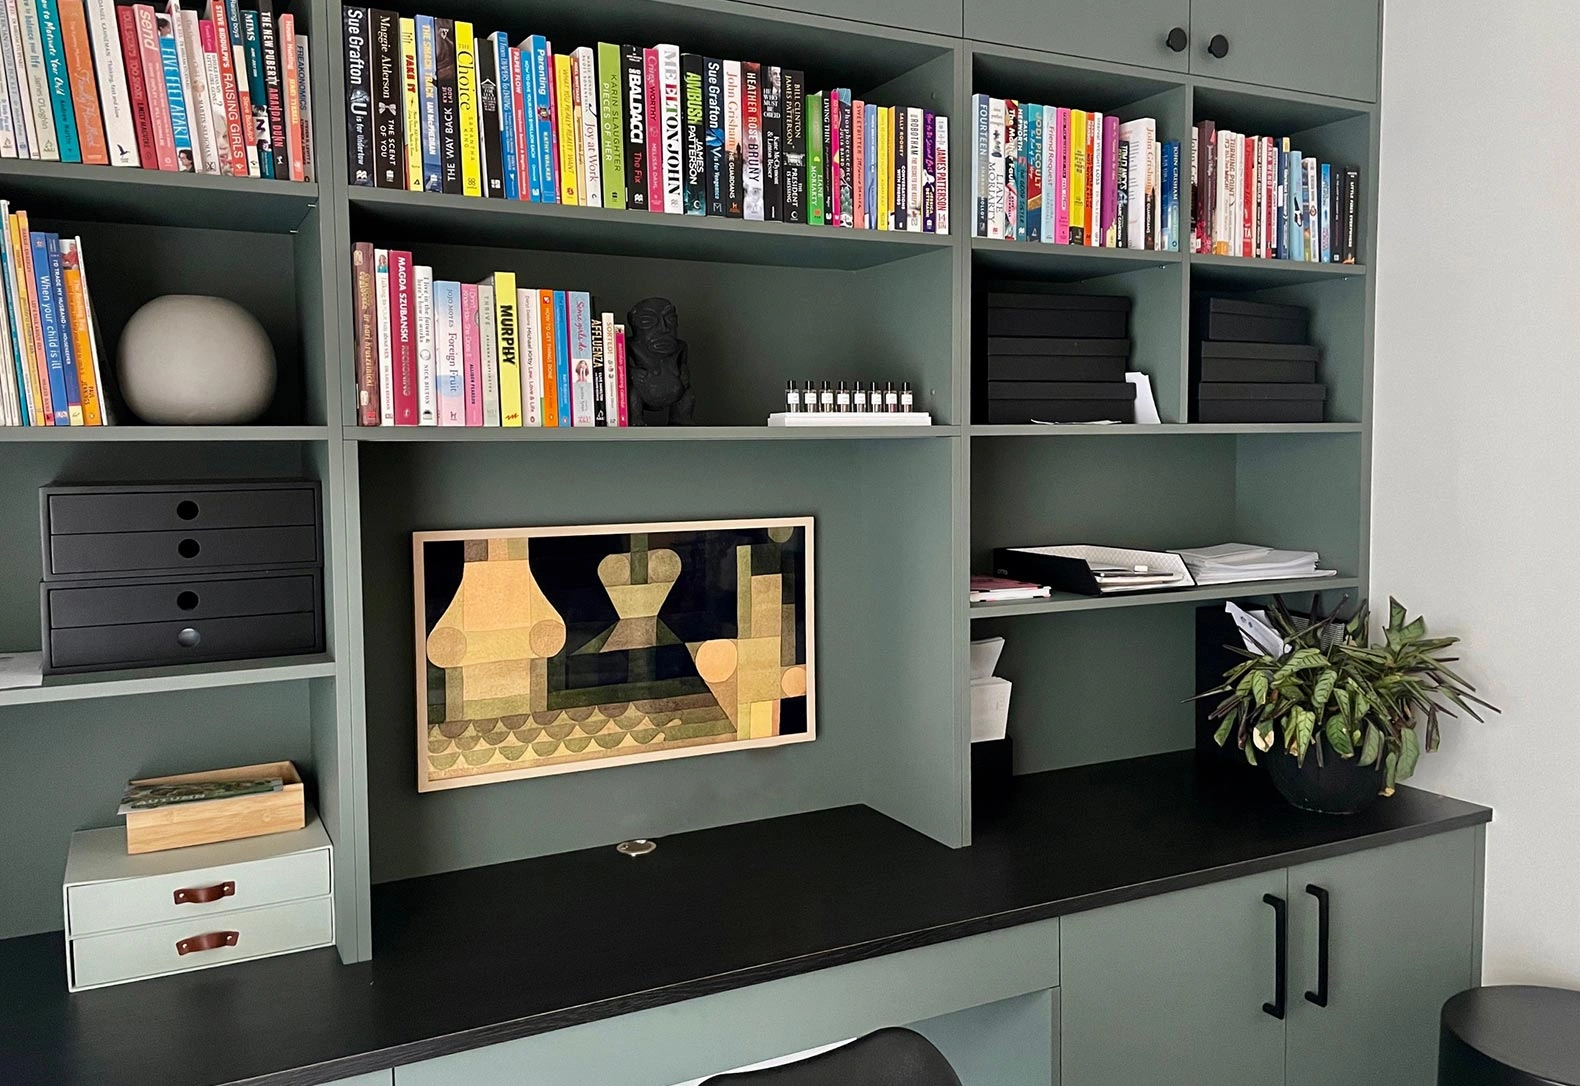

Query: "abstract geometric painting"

xmin=412 ymin=518 xmax=814 ymax=791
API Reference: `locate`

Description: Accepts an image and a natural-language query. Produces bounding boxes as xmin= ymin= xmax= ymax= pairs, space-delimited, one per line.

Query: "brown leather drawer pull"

xmin=176 ymin=931 xmax=239 ymax=956
xmin=172 ymin=881 xmax=235 ymax=905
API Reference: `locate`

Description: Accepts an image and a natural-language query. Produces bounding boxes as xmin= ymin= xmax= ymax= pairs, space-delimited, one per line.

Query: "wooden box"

xmin=124 ymin=761 xmax=306 ymax=855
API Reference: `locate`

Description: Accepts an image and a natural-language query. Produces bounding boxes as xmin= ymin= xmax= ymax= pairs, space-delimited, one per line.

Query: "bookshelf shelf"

xmin=0 ymin=655 xmax=337 ymax=709
xmin=347 ymin=187 xmax=953 ymax=270
xmin=971 ymin=237 xmax=1181 ymax=281
xmin=0 ymin=425 xmax=332 ymax=443
xmin=347 ymin=424 xmax=960 ymax=442
xmin=969 ymin=423 xmax=1364 ymax=438
xmin=1188 ymin=252 xmax=1368 ymax=287
xmin=968 ymin=576 xmax=1362 ymax=619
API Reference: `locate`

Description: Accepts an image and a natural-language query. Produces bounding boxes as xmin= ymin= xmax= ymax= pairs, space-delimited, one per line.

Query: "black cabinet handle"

xmin=1262 ymin=893 xmax=1287 ymax=1020
xmin=1304 ymin=884 xmax=1330 ymax=1007
xmin=1207 ymin=33 xmax=1230 ymax=59
xmin=1165 ymin=26 xmax=1188 ymax=52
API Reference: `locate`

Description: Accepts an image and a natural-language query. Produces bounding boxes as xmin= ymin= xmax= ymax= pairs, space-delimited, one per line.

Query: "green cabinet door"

xmin=1060 ymin=870 xmax=1288 ymax=1086
xmin=1286 ymin=829 xmax=1480 ymax=1086
xmin=1189 ymin=0 xmax=1380 ymax=101
xmin=749 ymin=0 xmax=963 ymax=37
xmin=965 ymin=0 xmax=1191 ymax=73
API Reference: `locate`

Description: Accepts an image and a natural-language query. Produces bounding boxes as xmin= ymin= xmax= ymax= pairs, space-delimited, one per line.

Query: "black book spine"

xmin=782 ymin=69 xmax=804 ymax=224
xmin=622 ymin=44 xmax=647 ymax=210
xmin=590 ymin=316 xmax=607 ymax=426
xmin=821 ymin=91 xmax=832 ymax=222
xmin=368 ymin=9 xmax=400 ymax=188
xmin=477 ymin=38 xmax=502 ymax=198
xmin=342 ymin=6 xmax=373 ymax=186
xmin=703 ymin=57 xmax=725 ymax=216
xmin=1342 ymin=167 xmax=1359 ymax=264
xmin=435 ymin=19 xmax=460 ymax=193
xmin=1115 ymin=140 xmax=1129 ymax=249
xmin=258 ymin=0 xmax=288 ymax=181
xmin=681 ymin=53 xmax=705 ymax=215
xmin=893 ymin=104 xmax=907 ymax=231
xmin=761 ymin=66 xmax=783 ymax=222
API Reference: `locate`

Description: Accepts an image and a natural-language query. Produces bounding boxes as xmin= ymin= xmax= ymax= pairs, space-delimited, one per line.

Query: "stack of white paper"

xmin=1175 ymin=543 xmax=1337 ymax=586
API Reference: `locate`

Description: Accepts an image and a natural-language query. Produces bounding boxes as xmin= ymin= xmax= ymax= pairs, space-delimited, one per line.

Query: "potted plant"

xmin=1199 ymin=597 xmax=1496 ymax=813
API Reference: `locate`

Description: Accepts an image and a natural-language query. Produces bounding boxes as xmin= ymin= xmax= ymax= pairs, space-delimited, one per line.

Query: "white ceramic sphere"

xmin=117 ymin=294 xmax=277 ymax=424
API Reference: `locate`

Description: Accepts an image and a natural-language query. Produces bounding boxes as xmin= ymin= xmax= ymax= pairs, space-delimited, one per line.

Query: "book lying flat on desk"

xmin=969 ymin=575 xmax=1050 ymax=603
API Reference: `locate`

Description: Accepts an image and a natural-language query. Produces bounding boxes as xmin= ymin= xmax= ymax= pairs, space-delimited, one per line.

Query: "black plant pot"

xmin=1266 ymin=744 xmax=1386 ymax=814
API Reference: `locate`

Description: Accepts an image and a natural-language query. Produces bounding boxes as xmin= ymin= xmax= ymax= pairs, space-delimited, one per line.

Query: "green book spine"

xmin=807 ymin=92 xmax=825 ymax=226
xmin=596 ymin=42 xmax=625 ymax=208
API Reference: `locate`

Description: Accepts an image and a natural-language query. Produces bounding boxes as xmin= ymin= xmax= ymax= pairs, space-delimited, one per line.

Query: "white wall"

xmin=1375 ymin=0 xmax=1580 ymax=985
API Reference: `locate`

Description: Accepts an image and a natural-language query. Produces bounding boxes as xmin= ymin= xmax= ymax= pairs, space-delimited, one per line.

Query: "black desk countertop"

xmin=0 ymin=751 xmax=1490 ymax=1086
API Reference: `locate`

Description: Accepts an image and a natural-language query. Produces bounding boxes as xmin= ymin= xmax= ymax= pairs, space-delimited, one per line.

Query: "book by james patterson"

xmin=702 ymin=56 xmax=724 ymax=215
xmin=934 ymin=115 xmax=948 ymax=235
xmin=415 ymin=15 xmax=439 ymax=191
xmin=476 ymin=34 xmax=502 ymax=198
xmin=804 ymin=90 xmax=822 ymax=225
xmin=680 ymin=52 xmax=704 ymax=214
xmin=781 ymin=70 xmax=804 ymax=224
xmin=741 ymin=61 xmax=762 ymax=220
xmin=620 ymin=43 xmax=645 ymax=209
xmin=493 ymin=270 xmax=521 ymax=425
xmin=722 ymin=59 xmax=742 ymax=216
xmin=434 ymin=19 xmax=459 ymax=193
xmin=597 ymin=42 xmax=624 ymax=208
xmin=761 ymin=66 xmax=783 ymax=220
xmin=413 ymin=263 xmax=435 ymax=424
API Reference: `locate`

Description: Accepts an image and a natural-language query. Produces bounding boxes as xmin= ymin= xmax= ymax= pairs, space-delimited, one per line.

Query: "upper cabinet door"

xmin=751 ymin=0 xmax=963 ymax=37
xmin=966 ymin=0 xmax=1193 ymax=73
xmin=1189 ymin=0 xmax=1381 ymax=101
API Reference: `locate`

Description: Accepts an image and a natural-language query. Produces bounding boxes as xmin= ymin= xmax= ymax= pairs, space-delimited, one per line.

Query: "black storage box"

xmin=1193 ymin=340 xmax=1320 ymax=384
xmin=986 ymin=337 xmax=1131 ymax=382
xmin=971 ymin=737 xmax=1014 ymax=817
xmin=1195 ymin=297 xmax=1309 ymax=344
xmin=1194 ymin=382 xmax=1327 ymax=423
xmin=986 ymin=380 xmax=1137 ymax=424
xmin=985 ymin=292 xmax=1130 ymax=339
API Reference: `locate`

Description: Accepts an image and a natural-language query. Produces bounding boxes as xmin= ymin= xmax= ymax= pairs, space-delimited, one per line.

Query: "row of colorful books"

xmin=342 ymin=12 xmax=949 ymax=232
xmin=970 ymin=96 xmax=1182 ymax=251
xmin=351 ymin=243 xmax=630 ymax=428
xmin=0 ymin=0 xmax=313 ymax=178
xmin=0 ymin=202 xmax=108 ymax=426
xmin=1190 ymin=123 xmax=1360 ymax=263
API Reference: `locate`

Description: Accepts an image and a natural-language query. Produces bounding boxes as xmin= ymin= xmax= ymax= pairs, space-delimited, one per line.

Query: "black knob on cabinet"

xmin=1166 ymin=26 xmax=1188 ymax=52
xmin=1207 ymin=33 xmax=1230 ymax=59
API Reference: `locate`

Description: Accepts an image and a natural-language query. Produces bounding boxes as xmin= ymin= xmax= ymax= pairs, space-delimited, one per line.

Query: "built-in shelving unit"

xmin=0 ymin=0 xmax=1377 ymax=983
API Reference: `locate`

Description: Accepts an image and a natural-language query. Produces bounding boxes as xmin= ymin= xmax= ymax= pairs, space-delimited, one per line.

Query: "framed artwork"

xmin=412 ymin=517 xmax=815 ymax=791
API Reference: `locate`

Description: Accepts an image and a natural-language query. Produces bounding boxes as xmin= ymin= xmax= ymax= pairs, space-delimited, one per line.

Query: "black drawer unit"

xmin=38 ymin=482 xmax=325 ymax=673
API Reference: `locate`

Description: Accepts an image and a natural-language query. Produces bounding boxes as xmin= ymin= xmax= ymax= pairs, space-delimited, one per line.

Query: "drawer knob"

xmin=176 ymin=627 xmax=202 ymax=648
xmin=1207 ymin=33 xmax=1230 ymax=58
xmin=1165 ymin=26 xmax=1188 ymax=52
xmin=177 ymin=537 xmax=201 ymax=559
xmin=176 ymin=590 xmax=200 ymax=611
xmin=173 ymin=881 xmax=235 ymax=905
xmin=176 ymin=499 xmax=200 ymax=521
xmin=176 ymin=931 xmax=239 ymax=956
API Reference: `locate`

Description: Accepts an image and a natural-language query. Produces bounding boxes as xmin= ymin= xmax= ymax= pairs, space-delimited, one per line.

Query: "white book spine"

xmin=931 ymin=113 xmax=949 ymax=236
xmin=574 ymin=45 xmax=600 ymax=209
xmin=296 ymin=34 xmax=313 ymax=182
xmin=905 ymin=106 xmax=922 ymax=232
xmin=1039 ymin=108 xmax=1057 ymax=243
xmin=1253 ymin=136 xmax=1266 ymax=258
xmin=0 ymin=41 xmax=16 ymax=158
xmin=227 ymin=5 xmax=258 ymax=177
xmin=970 ymin=94 xmax=986 ymax=238
xmin=658 ymin=43 xmax=682 ymax=214
xmin=477 ymin=281 xmax=500 ymax=426
xmin=1118 ymin=120 xmax=1143 ymax=250
xmin=1304 ymin=156 xmax=1319 ymax=261
xmin=569 ymin=292 xmax=594 ymax=426
xmin=1150 ymin=139 xmax=1161 ymax=251
xmin=435 ymin=283 xmax=463 ymax=425
xmin=177 ymin=9 xmax=218 ymax=173
xmin=1087 ymin=112 xmax=1102 ymax=248
xmin=14 ymin=0 xmax=54 ymax=159
xmin=167 ymin=3 xmax=202 ymax=172
xmin=373 ymin=249 xmax=395 ymax=426
xmin=518 ymin=289 xmax=541 ymax=427
xmin=202 ymin=36 xmax=227 ymax=170
xmin=414 ymin=265 xmax=436 ymax=425
xmin=722 ymin=60 xmax=740 ymax=216
xmin=985 ymin=97 xmax=1005 ymax=241
xmin=600 ymin=311 xmax=617 ymax=423
xmin=0 ymin=0 xmax=24 ymax=158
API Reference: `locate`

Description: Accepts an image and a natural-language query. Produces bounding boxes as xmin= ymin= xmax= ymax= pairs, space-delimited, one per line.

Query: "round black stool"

xmin=1440 ymin=986 xmax=1580 ymax=1085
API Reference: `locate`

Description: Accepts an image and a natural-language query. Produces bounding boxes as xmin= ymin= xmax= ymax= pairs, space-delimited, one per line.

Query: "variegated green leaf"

xmin=1292 ymin=707 xmax=1316 ymax=764
xmin=1359 ymin=723 xmax=1383 ymax=766
xmin=1383 ymin=750 xmax=1399 ymax=796
xmin=1311 ymin=669 xmax=1337 ymax=714
xmin=1251 ymin=670 xmax=1270 ymax=706
xmin=1397 ymin=727 xmax=1421 ymax=781
xmin=1254 ymin=720 xmax=1275 ymax=753
xmin=1325 ymin=715 xmax=1355 ymax=758
xmin=1213 ymin=711 xmax=1237 ymax=747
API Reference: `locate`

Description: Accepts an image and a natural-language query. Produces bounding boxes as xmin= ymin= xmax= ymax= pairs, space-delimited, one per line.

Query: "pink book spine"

xmin=643 ymin=47 xmax=663 ymax=212
xmin=1101 ymin=114 xmax=1119 ymax=247
xmin=828 ymin=93 xmax=842 ymax=227
xmin=1263 ymin=136 xmax=1276 ymax=259
xmin=614 ymin=326 xmax=628 ymax=427
xmin=1053 ymin=107 xmax=1070 ymax=245
xmin=391 ymin=250 xmax=418 ymax=426
xmin=511 ymin=48 xmax=529 ymax=200
xmin=135 ymin=4 xmax=178 ymax=170
xmin=460 ymin=282 xmax=483 ymax=426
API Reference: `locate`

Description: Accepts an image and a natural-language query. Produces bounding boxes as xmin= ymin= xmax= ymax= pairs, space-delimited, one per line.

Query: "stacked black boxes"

xmin=981 ymin=288 xmax=1136 ymax=424
xmin=1192 ymin=298 xmax=1326 ymax=423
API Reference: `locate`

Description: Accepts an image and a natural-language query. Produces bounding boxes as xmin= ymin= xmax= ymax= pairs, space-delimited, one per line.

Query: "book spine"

xmin=112 ymin=8 xmax=151 ymax=167
xmin=475 ymin=33 xmax=501 ymax=198
xmin=433 ymin=280 xmax=462 ymax=424
xmin=589 ymin=309 xmax=606 ymax=425
xmin=614 ymin=325 xmax=628 ymax=426
xmin=763 ymin=66 xmax=784 ymax=221
xmin=1319 ymin=162 xmax=1332 ymax=262
xmin=1066 ymin=109 xmax=1087 ymax=244
xmin=935 ymin=114 xmax=949 ymax=237
xmin=351 ymin=242 xmax=378 ymax=424
xmin=656 ymin=44 xmax=681 ymax=214
xmin=391 ymin=249 xmax=416 ymax=424
xmin=827 ymin=87 xmax=842 ymax=227
xmin=44 ymin=235 xmax=82 ymax=423
xmin=492 ymin=35 xmax=515 ymax=197
xmin=413 ymin=263 xmax=435 ymax=424
xmin=1036 ymin=106 xmax=1054 ymax=242
xmin=493 ymin=270 xmax=520 ymax=426
xmin=238 ymin=8 xmax=270 ymax=175
xmin=159 ymin=9 xmax=195 ymax=171
xmin=1087 ymin=111 xmax=1102 ymax=246
xmin=1114 ymin=139 xmax=1129 ymax=249
xmin=345 ymin=11 xmax=386 ymax=188
xmin=781 ymin=69 xmax=803 ymax=224
xmin=743 ymin=63 xmax=768 ymax=222
xmin=597 ymin=42 xmax=624 ymax=208
xmin=534 ymin=38 xmax=557 ymax=202
xmin=132 ymin=5 xmax=176 ymax=170
xmin=635 ymin=47 xmax=657 ymax=209
xmin=887 ymin=101 xmax=903 ymax=232
xmin=396 ymin=19 xmax=421 ymax=189
xmin=1002 ymin=99 xmax=1019 ymax=239
xmin=30 ymin=233 xmax=67 ymax=424
xmin=681 ymin=52 xmax=704 ymax=215
xmin=279 ymin=13 xmax=302 ymax=179
xmin=455 ymin=21 xmax=481 ymax=196
xmin=567 ymin=48 xmax=585 ymax=201
xmin=18 ymin=0 xmax=58 ymax=159
xmin=970 ymin=94 xmax=986 ymax=237
xmin=619 ymin=43 xmax=643 ymax=209
xmin=509 ymin=46 xmax=528 ymax=199
xmin=863 ymin=100 xmax=876 ymax=229
xmin=459 ymin=281 xmax=481 ymax=425
xmin=551 ymin=289 xmax=570 ymax=426
xmin=434 ymin=19 xmax=459 ymax=193
xmin=0 ymin=0 xmax=28 ymax=159
xmin=57 ymin=238 xmax=97 ymax=424
xmin=411 ymin=17 xmax=437 ymax=191
xmin=1020 ymin=103 xmax=1040 ymax=242
xmin=15 ymin=212 xmax=51 ymax=422
xmin=722 ymin=59 xmax=741 ymax=216
xmin=922 ymin=109 xmax=935 ymax=234
xmin=257 ymin=1 xmax=285 ymax=177
xmin=982 ymin=97 xmax=1001 ymax=240
xmin=568 ymin=290 xmax=593 ymax=425
xmin=54 ymin=0 xmax=101 ymax=163
xmin=475 ymin=281 xmax=496 ymax=424
xmin=204 ymin=0 xmax=241 ymax=173
xmin=1240 ymin=135 xmax=1253 ymax=257
xmin=574 ymin=45 xmax=599 ymax=206
xmin=805 ymin=90 xmax=822 ymax=225
xmin=1102 ymin=114 xmax=1119 ymax=247
xmin=197 ymin=11 xmax=227 ymax=172
xmin=906 ymin=106 xmax=922 ymax=233
xmin=1305 ymin=156 xmax=1319 ymax=261
xmin=1342 ymin=167 xmax=1359 ymax=264
xmin=1149 ymin=137 xmax=1160 ymax=250
xmin=517 ymin=288 xmax=541 ymax=426
xmin=554 ymin=51 xmax=577 ymax=202
xmin=372 ymin=248 xmax=393 ymax=422
xmin=1165 ymin=139 xmax=1181 ymax=252
xmin=877 ymin=104 xmax=892 ymax=230
xmin=702 ymin=56 xmax=724 ymax=215
xmin=221 ymin=0 xmax=256 ymax=174
xmin=1054 ymin=107 xmax=1070 ymax=245
xmin=366 ymin=9 xmax=397 ymax=186
xmin=851 ymin=96 xmax=864 ymax=229
xmin=536 ymin=288 xmax=557 ymax=426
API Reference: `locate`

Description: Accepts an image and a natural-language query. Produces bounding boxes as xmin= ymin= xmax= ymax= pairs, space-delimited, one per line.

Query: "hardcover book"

xmin=805 ymin=90 xmax=822 ymax=225
xmin=935 ymin=115 xmax=949 ymax=235
xmin=391 ymin=250 xmax=415 ymax=425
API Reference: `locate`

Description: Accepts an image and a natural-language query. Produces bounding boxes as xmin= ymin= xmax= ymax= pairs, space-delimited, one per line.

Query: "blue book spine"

xmin=415 ymin=15 xmax=441 ymax=192
xmin=551 ymin=290 xmax=571 ymax=426
xmin=1023 ymin=104 xmax=1042 ymax=243
xmin=863 ymin=102 xmax=876 ymax=230
xmin=1319 ymin=163 xmax=1332 ymax=262
xmin=30 ymin=233 xmax=69 ymax=425
xmin=495 ymin=34 xmax=518 ymax=200
xmin=516 ymin=46 xmax=540 ymax=202
xmin=160 ymin=27 xmax=194 ymax=171
xmin=1287 ymin=151 xmax=1304 ymax=263
xmin=34 ymin=0 xmax=79 ymax=163
xmin=1166 ymin=141 xmax=1182 ymax=252
xmin=45 ymin=235 xmax=78 ymax=418
xmin=530 ymin=36 xmax=556 ymax=204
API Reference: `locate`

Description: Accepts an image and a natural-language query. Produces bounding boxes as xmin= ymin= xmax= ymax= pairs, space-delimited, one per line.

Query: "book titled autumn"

xmin=118 ymin=776 xmax=283 ymax=814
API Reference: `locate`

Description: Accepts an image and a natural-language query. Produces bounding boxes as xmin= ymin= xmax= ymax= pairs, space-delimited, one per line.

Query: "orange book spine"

xmin=536 ymin=289 xmax=558 ymax=427
xmin=279 ymin=13 xmax=304 ymax=181
xmin=59 ymin=240 xmax=102 ymax=425
xmin=58 ymin=0 xmax=111 ymax=165
xmin=15 ymin=212 xmax=53 ymax=425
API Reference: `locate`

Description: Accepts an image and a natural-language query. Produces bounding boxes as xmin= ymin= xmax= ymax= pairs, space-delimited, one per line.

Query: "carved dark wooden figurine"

xmin=624 ymin=297 xmax=695 ymax=426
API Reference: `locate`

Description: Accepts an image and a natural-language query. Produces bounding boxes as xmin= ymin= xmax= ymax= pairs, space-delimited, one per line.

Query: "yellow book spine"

xmin=554 ymin=53 xmax=578 ymax=204
xmin=876 ymin=107 xmax=890 ymax=231
xmin=9 ymin=213 xmax=44 ymax=425
xmin=1068 ymin=109 xmax=1088 ymax=245
xmin=399 ymin=18 xmax=421 ymax=191
xmin=493 ymin=271 xmax=522 ymax=426
xmin=455 ymin=21 xmax=482 ymax=198
xmin=61 ymin=264 xmax=100 ymax=426
xmin=570 ymin=51 xmax=587 ymax=207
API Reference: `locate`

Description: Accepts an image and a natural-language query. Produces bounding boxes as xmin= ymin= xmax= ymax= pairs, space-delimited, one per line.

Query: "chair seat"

xmin=1440 ymin=986 xmax=1580 ymax=1085
xmin=702 ymin=1027 xmax=963 ymax=1086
